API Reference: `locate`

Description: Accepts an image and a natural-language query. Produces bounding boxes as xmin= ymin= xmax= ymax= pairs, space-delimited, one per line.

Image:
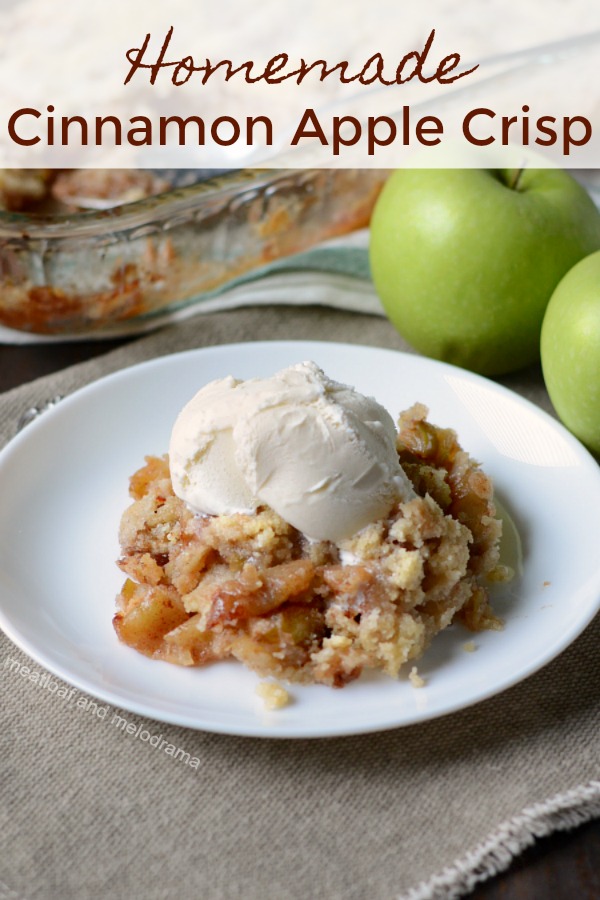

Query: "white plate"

xmin=1 ymin=341 xmax=599 ymax=738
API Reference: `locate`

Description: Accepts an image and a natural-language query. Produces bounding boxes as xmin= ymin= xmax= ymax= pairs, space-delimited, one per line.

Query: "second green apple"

xmin=370 ymin=169 xmax=600 ymax=376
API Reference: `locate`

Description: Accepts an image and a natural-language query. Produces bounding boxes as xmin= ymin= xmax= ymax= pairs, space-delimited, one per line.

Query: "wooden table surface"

xmin=1 ymin=339 xmax=598 ymax=900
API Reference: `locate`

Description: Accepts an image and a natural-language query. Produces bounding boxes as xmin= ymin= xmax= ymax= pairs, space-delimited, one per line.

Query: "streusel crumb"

xmin=409 ymin=666 xmax=426 ymax=688
xmin=256 ymin=682 xmax=290 ymax=710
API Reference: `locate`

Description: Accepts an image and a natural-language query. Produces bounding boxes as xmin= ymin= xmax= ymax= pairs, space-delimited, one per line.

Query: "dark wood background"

xmin=1 ymin=339 xmax=598 ymax=900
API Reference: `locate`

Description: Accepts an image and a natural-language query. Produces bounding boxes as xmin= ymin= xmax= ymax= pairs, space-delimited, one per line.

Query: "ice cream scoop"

xmin=169 ymin=361 xmax=414 ymax=542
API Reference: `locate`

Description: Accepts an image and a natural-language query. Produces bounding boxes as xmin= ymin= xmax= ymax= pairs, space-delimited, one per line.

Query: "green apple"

xmin=369 ymin=168 xmax=600 ymax=376
xmin=541 ymin=250 xmax=600 ymax=455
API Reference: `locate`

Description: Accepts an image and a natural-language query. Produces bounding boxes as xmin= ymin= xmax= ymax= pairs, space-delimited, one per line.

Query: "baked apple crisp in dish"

xmin=115 ymin=362 xmax=507 ymax=688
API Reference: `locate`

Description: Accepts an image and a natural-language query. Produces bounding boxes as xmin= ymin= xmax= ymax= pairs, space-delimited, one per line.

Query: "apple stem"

xmin=508 ymin=168 xmax=524 ymax=191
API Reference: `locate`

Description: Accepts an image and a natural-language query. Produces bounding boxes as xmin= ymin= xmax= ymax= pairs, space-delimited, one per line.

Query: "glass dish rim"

xmin=0 ymin=168 xmax=298 ymax=240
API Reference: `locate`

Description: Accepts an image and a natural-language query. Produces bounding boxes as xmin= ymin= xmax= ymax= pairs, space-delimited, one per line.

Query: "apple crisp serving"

xmin=114 ymin=402 xmax=505 ymax=687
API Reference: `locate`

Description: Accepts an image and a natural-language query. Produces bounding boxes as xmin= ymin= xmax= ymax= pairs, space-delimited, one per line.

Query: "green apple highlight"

xmin=369 ymin=169 xmax=600 ymax=376
xmin=541 ymin=251 xmax=600 ymax=455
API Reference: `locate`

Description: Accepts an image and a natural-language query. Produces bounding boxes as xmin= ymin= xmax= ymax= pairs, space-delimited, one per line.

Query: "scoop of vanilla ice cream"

xmin=168 ymin=361 xmax=415 ymax=542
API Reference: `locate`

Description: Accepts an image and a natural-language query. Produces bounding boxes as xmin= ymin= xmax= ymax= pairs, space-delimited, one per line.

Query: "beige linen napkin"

xmin=0 ymin=306 xmax=598 ymax=900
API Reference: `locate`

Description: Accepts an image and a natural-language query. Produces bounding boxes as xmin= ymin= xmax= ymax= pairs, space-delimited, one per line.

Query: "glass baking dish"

xmin=0 ymin=168 xmax=387 ymax=336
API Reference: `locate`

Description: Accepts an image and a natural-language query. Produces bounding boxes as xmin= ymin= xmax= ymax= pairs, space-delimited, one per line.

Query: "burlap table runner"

xmin=1 ymin=306 xmax=598 ymax=900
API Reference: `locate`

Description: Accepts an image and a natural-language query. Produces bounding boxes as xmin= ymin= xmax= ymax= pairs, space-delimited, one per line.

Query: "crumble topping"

xmin=114 ymin=404 xmax=506 ymax=687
